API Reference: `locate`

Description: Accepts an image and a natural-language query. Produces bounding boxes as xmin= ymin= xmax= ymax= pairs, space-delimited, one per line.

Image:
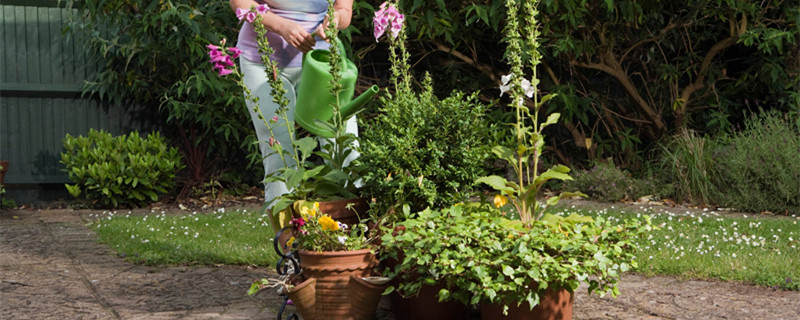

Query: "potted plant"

xmin=359 ymin=0 xmax=492 ymax=224
xmin=208 ymin=2 xmax=374 ymax=234
xmin=359 ymin=2 xmax=493 ymax=319
xmin=469 ymin=0 xmax=652 ymax=318
xmin=263 ymin=201 xmax=387 ymax=320
xmin=384 ymin=0 xmax=655 ymax=319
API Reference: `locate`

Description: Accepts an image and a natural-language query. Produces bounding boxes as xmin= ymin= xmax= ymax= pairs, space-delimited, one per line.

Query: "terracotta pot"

xmin=390 ymin=282 xmax=471 ymax=320
xmin=479 ymin=287 xmax=574 ymax=320
xmin=316 ymin=197 xmax=370 ymax=225
xmin=286 ymin=277 xmax=317 ymax=319
xmin=293 ymin=249 xmax=381 ymax=320
xmin=383 ymin=257 xmax=471 ymax=320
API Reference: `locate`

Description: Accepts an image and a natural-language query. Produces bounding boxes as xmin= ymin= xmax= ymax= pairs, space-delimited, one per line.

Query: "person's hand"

xmin=273 ymin=18 xmax=316 ymax=53
xmin=314 ymin=11 xmax=341 ymax=41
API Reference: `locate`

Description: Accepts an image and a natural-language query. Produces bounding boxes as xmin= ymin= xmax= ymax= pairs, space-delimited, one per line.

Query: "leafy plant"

xmin=564 ymin=161 xmax=672 ymax=203
xmin=658 ymin=130 xmax=718 ymax=205
xmin=67 ymin=0 xmax=256 ymax=193
xmin=60 ymin=129 xmax=184 ymax=208
xmin=475 ymin=0 xmax=581 ymax=223
xmin=359 ymin=1 xmax=492 ymax=219
xmin=285 ymin=201 xmax=372 ymax=252
xmin=711 ymin=112 xmax=800 ymax=214
xmin=381 ymin=203 xmax=653 ymax=308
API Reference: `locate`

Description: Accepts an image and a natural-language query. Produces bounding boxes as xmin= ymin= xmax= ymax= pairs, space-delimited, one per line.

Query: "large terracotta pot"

xmin=383 ymin=257 xmax=471 ymax=320
xmin=479 ymin=287 xmax=574 ymax=320
xmin=288 ymin=249 xmax=382 ymax=320
xmin=390 ymin=282 xmax=471 ymax=320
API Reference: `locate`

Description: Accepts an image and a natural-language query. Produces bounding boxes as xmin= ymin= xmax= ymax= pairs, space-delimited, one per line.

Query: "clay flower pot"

xmin=315 ymin=197 xmax=370 ymax=225
xmin=288 ymin=249 xmax=382 ymax=320
xmin=479 ymin=287 xmax=574 ymax=320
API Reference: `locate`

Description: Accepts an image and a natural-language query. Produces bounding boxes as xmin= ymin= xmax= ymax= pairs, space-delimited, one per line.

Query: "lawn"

xmin=551 ymin=203 xmax=800 ymax=290
xmin=88 ymin=207 xmax=278 ymax=266
xmin=89 ymin=203 xmax=800 ymax=290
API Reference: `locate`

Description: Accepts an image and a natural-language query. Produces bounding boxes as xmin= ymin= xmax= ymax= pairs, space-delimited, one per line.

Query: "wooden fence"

xmin=1 ymin=0 xmax=137 ymax=186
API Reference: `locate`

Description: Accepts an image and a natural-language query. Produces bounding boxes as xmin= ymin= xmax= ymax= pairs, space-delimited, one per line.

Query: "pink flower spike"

xmin=235 ymin=8 xmax=249 ymax=21
xmin=217 ymin=68 xmax=232 ymax=77
xmin=256 ymin=4 xmax=269 ymax=14
xmin=206 ymin=44 xmax=219 ymax=50
xmin=228 ymin=47 xmax=242 ymax=59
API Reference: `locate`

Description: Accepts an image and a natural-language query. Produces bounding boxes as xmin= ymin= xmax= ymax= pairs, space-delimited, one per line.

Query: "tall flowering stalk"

xmin=374 ymin=1 xmax=409 ymax=93
xmin=476 ymin=0 xmax=582 ymax=224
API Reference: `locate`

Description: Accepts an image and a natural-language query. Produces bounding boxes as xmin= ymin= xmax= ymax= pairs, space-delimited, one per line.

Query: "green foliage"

xmin=712 ymin=112 xmax=800 ymax=214
xmin=67 ymin=0 xmax=256 ymax=185
xmin=658 ymin=130 xmax=718 ymax=205
xmin=564 ymin=162 xmax=671 ymax=203
xmin=381 ymin=203 xmax=653 ymax=307
xmin=61 ymin=129 xmax=184 ymax=208
xmin=358 ymin=77 xmax=492 ymax=217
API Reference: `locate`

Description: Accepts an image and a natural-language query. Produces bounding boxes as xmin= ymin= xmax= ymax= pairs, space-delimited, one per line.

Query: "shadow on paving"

xmin=1 ymin=206 xmax=799 ymax=319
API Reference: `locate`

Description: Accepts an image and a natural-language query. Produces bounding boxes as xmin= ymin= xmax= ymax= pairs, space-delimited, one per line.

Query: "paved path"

xmin=2 ymin=207 xmax=799 ymax=319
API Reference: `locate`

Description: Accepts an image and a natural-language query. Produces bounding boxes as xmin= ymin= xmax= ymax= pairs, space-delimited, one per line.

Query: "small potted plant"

xmin=266 ymin=202 xmax=387 ymax=320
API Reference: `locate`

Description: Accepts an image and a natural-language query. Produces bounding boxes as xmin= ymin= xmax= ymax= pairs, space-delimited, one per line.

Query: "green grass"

xmin=552 ymin=204 xmax=800 ymax=290
xmin=88 ymin=208 xmax=278 ymax=266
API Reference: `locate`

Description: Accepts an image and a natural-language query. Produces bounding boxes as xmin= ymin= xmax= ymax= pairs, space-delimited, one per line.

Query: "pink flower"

xmin=270 ymin=115 xmax=279 ymax=123
xmin=227 ymin=47 xmax=242 ymax=59
xmin=268 ymin=136 xmax=277 ymax=146
xmin=291 ymin=217 xmax=306 ymax=227
xmin=217 ymin=68 xmax=232 ymax=76
xmin=373 ymin=2 xmax=404 ymax=41
xmin=256 ymin=4 xmax=269 ymax=14
xmin=235 ymin=8 xmax=249 ymax=21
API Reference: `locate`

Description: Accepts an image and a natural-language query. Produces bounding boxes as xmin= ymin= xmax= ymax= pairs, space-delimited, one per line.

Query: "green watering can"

xmin=295 ymin=40 xmax=379 ymax=138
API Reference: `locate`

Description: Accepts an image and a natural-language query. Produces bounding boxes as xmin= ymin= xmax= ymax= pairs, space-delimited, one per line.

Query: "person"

xmin=229 ymin=0 xmax=357 ymax=206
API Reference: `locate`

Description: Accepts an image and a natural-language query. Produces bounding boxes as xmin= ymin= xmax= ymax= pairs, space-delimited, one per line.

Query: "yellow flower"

xmin=311 ymin=202 xmax=319 ymax=217
xmin=493 ymin=195 xmax=509 ymax=208
xmin=300 ymin=206 xmax=310 ymax=219
xmin=286 ymin=236 xmax=295 ymax=247
xmin=319 ymin=215 xmax=339 ymax=231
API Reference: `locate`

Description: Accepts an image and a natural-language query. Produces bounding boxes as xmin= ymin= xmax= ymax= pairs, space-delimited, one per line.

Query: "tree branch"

xmin=432 ymin=40 xmax=501 ymax=84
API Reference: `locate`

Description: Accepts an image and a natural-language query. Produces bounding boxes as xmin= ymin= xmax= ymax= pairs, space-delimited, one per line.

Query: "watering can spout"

xmin=341 ymin=85 xmax=379 ymax=119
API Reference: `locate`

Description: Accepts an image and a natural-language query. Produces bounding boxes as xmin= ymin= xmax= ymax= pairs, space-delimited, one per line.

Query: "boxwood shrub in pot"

xmin=357 ymin=2 xmax=492 ymax=221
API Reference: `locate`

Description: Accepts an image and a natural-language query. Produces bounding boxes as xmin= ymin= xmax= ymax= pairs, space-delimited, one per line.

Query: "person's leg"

xmin=240 ymin=58 xmax=303 ymax=206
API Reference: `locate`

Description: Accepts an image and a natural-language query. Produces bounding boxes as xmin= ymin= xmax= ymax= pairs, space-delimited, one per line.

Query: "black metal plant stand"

xmin=274 ymin=226 xmax=301 ymax=320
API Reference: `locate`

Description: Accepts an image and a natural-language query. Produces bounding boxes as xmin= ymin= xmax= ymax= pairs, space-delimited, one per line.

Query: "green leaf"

xmin=491 ymin=145 xmax=516 ymax=164
xmin=503 ymin=265 xmax=515 ymax=277
xmin=382 ymin=286 xmax=395 ymax=296
xmin=476 ymin=175 xmax=516 ymax=194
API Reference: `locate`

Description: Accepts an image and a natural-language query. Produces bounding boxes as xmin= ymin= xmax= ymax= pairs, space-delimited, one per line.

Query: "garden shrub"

xmin=711 ymin=112 xmax=800 ymax=214
xmin=657 ymin=130 xmax=718 ymax=205
xmin=358 ymin=76 xmax=492 ymax=216
xmin=61 ymin=129 xmax=184 ymax=208
xmin=563 ymin=161 xmax=669 ymax=202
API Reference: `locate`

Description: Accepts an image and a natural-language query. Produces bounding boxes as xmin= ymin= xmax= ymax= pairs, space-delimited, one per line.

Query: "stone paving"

xmin=2 ymin=205 xmax=799 ymax=319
